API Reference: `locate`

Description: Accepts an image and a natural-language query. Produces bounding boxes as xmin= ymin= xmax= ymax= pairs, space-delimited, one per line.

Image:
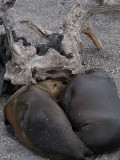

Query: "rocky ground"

xmin=0 ymin=0 xmax=120 ymax=160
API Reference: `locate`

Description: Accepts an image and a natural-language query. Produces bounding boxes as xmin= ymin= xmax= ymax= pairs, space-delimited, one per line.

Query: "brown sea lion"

xmin=61 ymin=68 xmax=120 ymax=153
xmin=4 ymin=80 xmax=93 ymax=160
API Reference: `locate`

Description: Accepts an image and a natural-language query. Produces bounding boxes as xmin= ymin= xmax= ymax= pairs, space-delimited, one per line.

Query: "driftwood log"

xmin=0 ymin=0 xmax=82 ymax=86
xmin=0 ymin=0 xmax=120 ymax=86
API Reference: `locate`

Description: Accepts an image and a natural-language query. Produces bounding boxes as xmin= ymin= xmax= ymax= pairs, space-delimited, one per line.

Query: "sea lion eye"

xmin=53 ymin=83 xmax=57 ymax=87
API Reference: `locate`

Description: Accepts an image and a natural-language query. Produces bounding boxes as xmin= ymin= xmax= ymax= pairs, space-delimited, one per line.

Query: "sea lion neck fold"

xmin=35 ymin=80 xmax=65 ymax=100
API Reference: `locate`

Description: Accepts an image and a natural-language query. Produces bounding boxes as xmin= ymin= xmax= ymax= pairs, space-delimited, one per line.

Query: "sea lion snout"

xmin=38 ymin=79 xmax=65 ymax=98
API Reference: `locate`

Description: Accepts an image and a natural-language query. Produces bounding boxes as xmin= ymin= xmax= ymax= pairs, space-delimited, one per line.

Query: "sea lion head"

xmin=37 ymin=79 xmax=65 ymax=99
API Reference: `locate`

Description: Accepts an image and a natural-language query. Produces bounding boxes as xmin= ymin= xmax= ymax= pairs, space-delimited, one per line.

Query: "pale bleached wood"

xmin=1 ymin=1 xmax=82 ymax=85
xmin=2 ymin=0 xmax=120 ymax=85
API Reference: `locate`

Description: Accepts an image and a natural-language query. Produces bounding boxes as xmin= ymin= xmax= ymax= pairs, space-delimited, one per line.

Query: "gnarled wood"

xmin=62 ymin=2 xmax=104 ymax=51
xmin=4 ymin=40 xmax=82 ymax=85
xmin=1 ymin=0 xmax=120 ymax=86
xmin=20 ymin=20 xmax=52 ymax=40
xmin=1 ymin=1 xmax=82 ymax=85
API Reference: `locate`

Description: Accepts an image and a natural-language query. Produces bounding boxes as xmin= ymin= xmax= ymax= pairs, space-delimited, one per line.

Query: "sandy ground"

xmin=0 ymin=0 xmax=120 ymax=159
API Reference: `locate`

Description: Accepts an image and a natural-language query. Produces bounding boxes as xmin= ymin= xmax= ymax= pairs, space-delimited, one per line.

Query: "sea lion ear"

xmin=53 ymin=83 xmax=57 ymax=87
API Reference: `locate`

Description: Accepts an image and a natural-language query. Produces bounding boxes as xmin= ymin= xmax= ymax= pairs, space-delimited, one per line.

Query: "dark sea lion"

xmin=61 ymin=68 xmax=120 ymax=153
xmin=4 ymin=80 xmax=93 ymax=160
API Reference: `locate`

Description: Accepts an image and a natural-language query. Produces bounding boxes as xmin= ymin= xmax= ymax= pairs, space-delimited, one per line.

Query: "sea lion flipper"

xmin=22 ymin=95 xmax=88 ymax=159
xmin=60 ymin=86 xmax=72 ymax=115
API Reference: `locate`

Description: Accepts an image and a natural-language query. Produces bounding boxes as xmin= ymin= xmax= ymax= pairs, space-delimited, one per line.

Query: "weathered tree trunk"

xmin=0 ymin=0 xmax=120 ymax=86
xmin=0 ymin=0 xmax=82 ymax=85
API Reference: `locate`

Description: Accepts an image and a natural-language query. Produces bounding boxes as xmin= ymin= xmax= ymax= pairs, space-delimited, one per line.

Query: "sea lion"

xmin=4 ymin=80 xmax=93 ymax=160
xmin=61 ymin=68 xmax=120 ymax=153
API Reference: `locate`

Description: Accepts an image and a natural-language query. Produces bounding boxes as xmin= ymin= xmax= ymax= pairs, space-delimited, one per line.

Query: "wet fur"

xmin=4 ymin=80 xmax=92 ymax=160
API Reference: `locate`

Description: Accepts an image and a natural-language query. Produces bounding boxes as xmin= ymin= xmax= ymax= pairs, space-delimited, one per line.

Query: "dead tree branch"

xmin=3 ymin=0 xmax=120 ymax=85
xmin=63 ymin=2 xmax=104 ymax=51
xmin=20 ymin=20 xmax=52 ymax=40
xmin=1 ymin=1 xmax=82 ymax=85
